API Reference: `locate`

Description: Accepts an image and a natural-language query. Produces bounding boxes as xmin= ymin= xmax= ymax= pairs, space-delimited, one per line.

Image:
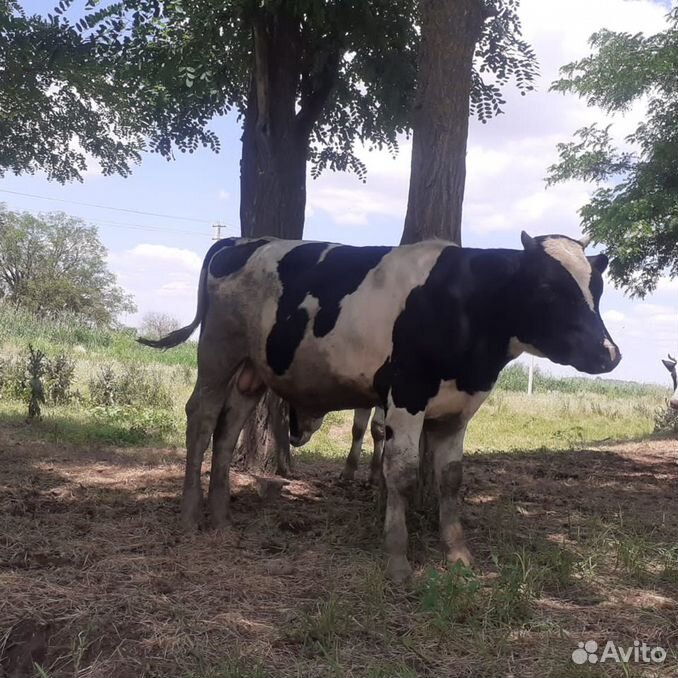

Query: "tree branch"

xmin=296 ymin=47 xmax=341 ymax=139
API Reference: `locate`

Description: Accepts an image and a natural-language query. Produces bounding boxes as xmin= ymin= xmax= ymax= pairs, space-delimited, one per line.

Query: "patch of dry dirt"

xmin=0 ymin=425 xmax=676 ymax=677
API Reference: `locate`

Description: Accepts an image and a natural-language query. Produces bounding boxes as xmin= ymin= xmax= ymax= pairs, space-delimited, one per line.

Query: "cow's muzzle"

xmin=573 ymin=341 xmax=622 ymax=375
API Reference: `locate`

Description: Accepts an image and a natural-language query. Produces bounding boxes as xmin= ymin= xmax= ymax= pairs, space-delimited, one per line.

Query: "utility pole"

xmin=212 ymin=222 xmax=224 ymax=241
xmin=527 ymin=355 xmax=535 ymax=396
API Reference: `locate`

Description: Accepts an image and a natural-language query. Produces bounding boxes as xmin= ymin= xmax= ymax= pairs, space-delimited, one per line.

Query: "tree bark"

xmin=234 ymin=9 xmax=339 ymax=475
xmin=401 ymin=0 xmax=486 ymax=247
xmin=399 ymin=0 xmax=487 ymax=510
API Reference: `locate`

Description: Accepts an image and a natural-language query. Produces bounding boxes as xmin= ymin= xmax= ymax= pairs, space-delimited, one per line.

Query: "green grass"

xmin=298 ymin=389 xmax=663 ymax=461
xmin=0 ymin=302 xmax=672 ymax=453
xmin=0 ymin=303 xmax=196 ymax=366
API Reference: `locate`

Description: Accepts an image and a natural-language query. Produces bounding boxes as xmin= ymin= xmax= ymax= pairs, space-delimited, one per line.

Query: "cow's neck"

xmin=439 ymin=249 xmax=524 ymax=394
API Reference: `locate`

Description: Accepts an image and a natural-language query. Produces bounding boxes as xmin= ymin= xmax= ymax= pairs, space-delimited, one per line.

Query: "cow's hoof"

xmin=368 ymin=470 xmax=382 ymax=487
xmin=386 ymin=556 xmax=412 ymax=584
xmin=446 ymin=543 xmax=473 ymax=568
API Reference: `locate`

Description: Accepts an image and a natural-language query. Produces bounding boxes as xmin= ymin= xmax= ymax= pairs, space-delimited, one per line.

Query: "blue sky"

xmin=3 ymin=0 xmax=676 ymax=386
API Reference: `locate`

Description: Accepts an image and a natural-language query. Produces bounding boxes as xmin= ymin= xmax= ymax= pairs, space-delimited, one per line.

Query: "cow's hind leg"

xmin=207 ymin=376 xmax=264 ymax=528
xmin=341 ymin=408 xmax=371 ymax=481
xmin=368 ymin=406 xmax=385 ymax=486
xmin=382 ymin=406 xmax=425 ymax=583
xmin=426 ymin=417 xmax=472 ymax=567
xmin=183 ymin=355 xmax=242 ymax=530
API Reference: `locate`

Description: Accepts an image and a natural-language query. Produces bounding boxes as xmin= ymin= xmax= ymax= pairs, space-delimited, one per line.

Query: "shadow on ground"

xmin=0 ymin=423 xmax=676 ymax=678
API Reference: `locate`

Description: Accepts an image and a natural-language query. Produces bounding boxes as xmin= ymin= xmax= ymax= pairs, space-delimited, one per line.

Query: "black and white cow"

xmin=140 ymin=232 xmax=620 ymax=582
xmin=663 ymin=354 xmax=678 ymax=409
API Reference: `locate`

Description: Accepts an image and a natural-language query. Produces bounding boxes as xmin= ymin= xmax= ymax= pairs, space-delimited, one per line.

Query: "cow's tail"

xmin=137 ymin=250 xmax=211 ymax=350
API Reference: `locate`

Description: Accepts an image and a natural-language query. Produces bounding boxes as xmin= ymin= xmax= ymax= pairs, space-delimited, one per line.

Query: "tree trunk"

xmin=239 ymin=12 xmax=307 ymax=240
xmin=399 ymin=0 xmax=487 ymax=510
xmin=234 ymin=9 xmax=339 ymax=475
xmin=401 ymin=0 xmax=486 ymax=247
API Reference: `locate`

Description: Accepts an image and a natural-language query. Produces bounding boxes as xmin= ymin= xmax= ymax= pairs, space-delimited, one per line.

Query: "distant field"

xmin=0 ymin=304 xmax=197 ymax=367
xmin=0 ymin=303 xmax=672 ymax=452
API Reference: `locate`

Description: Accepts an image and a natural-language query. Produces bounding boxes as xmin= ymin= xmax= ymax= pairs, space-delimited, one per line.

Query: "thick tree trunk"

xmin=400 ymin=0 xmax=487 ymax=510
xmin=234 ymin=10 xmax=339 ymax=475
xmin=401 ymin=0 xmax=486 ymax=247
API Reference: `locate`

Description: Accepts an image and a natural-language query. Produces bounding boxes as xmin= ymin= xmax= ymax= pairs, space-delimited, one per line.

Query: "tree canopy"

xmin=0 ymin=207 xmax=136 ymax=324
xmin=87 ymin=0 xmax=535 ymax=178
xmin=2 ymin=0 xmax=536 ymax=185
xmin=0 ymin=0 xmax=144 ymax=182
xmin=548 ymin=8 xmax=678 ymax=296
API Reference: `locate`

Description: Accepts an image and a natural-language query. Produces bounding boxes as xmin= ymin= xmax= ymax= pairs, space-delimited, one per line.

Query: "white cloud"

xmin=127 ymin=243 xmax=202 ymax=271
xmin=109 ymin=243 xmax=202 ymax=326
xmin=603 ymin=310 xmax=626 ymax=323
xmin=657 ymin=275 xmax=678 ymax=293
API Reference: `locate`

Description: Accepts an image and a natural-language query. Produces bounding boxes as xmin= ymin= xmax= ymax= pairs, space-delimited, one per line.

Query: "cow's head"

xmin=511 ymin=232 xmax=621 ymax=375
xmin=289 ymin=406 xmax=324 ymax=447
xmin=662 ymin=354 xmax=678 ymax=410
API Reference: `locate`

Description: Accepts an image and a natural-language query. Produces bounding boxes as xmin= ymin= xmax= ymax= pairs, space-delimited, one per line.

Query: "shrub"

xmin=44 ymin=353 xmax=76 ymax=405
xmin=91 ymin=405 xmax=177 ymax=445
xmin=89 ymin=364 xmax=173 ymax=409
xmin=654 ymin=406 xmax=678 ymax=434
xmin=26 ymin=344 xmax=46 ymax=420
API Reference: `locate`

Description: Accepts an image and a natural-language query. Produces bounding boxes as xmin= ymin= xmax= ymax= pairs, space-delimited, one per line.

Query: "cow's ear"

xmin=588 ymin=253 xmax=608 ymax=273
xmin=521 ymin=231 xmax=537 ymax=251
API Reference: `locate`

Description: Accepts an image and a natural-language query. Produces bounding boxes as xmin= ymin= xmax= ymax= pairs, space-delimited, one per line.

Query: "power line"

xmin=3 ymin=202 xmax=213 ymax=237
xmin=0 ymin=188 xmax=216 ymax=224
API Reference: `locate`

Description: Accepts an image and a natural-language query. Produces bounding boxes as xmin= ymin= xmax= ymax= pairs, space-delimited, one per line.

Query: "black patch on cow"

xmin=209 ymin=239 xmax=269 ymax=278
xmin=199 ymin=238 xmax=243 ymax=337
xmin=373 ymin=358 xmax=392 ymax=405
xmin=311 ymin=246 xmax=391 ymax=337
xmin=267 ymin=243 xmax=330 ymax=375
xmin=267 ymin=243 xmax=391 ymax=375
xmin=384 ymin=425 xmax=394 ymax=440
xmin=376 ymin=247 xmax=523 ymax=415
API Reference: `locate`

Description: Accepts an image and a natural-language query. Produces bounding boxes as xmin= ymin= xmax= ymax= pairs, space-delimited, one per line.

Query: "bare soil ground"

xmin=0 ymin=423 xmax=676 ymax=678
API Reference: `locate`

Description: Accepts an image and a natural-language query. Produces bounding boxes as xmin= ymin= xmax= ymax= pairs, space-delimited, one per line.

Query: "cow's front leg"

xmin=382 ymin=406 xmax=425 ymax=583
xmin=426 ymin=417 xmax=472 ymax=567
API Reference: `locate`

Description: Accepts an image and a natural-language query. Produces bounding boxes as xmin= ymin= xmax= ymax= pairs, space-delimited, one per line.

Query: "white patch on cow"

xmin=508 ymin=337 xmax=545 ymax=359
xmin=319 ymin=242 xmax=450 ymax=393
xmin=603 ymin=338 xmax=618 ymax=362
xmin=384 ymin=398 xmax=425 ymax=474
xmin=299 ymin=294 xmax=320 ymax=316
xmin=542 ymin=237 xmax=595 ymax=311
xmin=425 ymin=380 xmax=490 ymax=421
xmin=317 ymin=244 xmax=339 ymax=263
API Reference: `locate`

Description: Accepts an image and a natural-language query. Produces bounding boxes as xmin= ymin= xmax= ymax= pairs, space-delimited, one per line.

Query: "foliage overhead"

xmin=3 ymin=0 xmax=536 ymax=182
xmin=0 ymin=207 xmax=136 ymax=324
xmin=0 ymin=0 xmax=144 ymax=182
xmin=548 ymin=9 xmax=678 ymax=296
